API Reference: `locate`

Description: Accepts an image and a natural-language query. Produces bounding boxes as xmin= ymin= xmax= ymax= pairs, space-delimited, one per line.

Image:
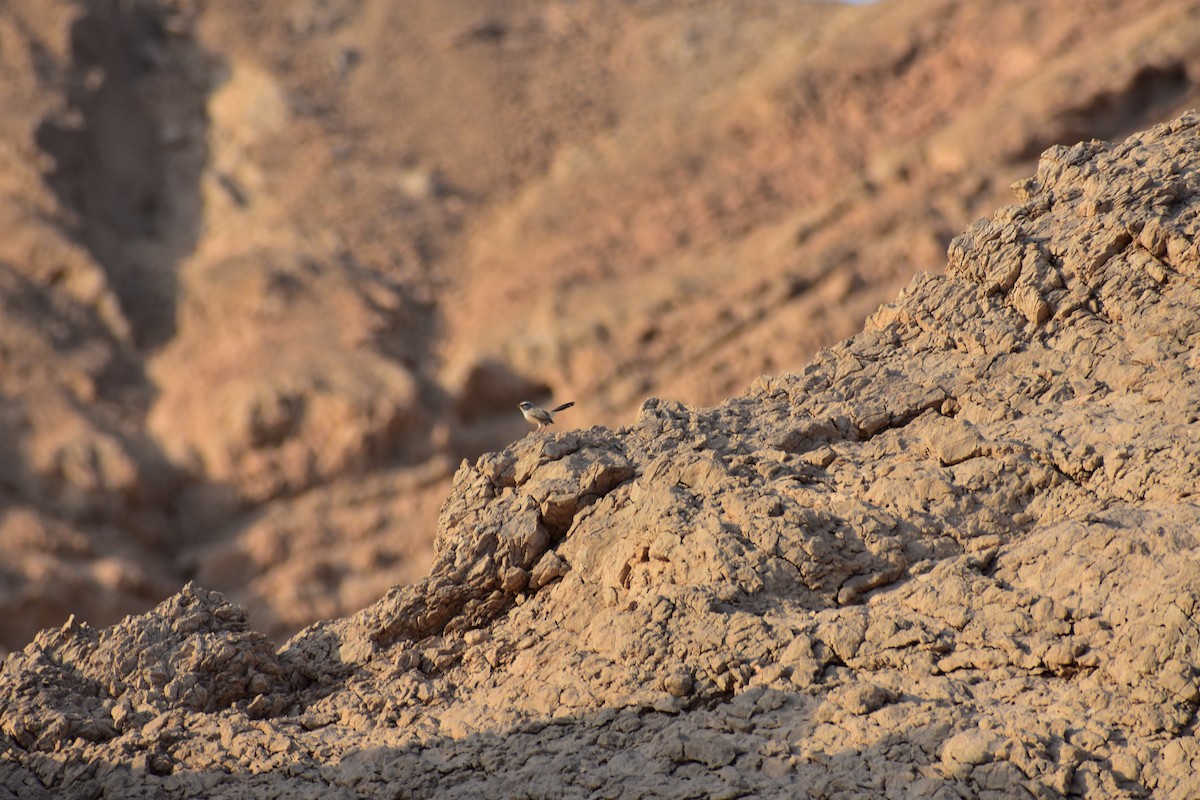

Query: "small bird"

xmin=519 ymin=400 xmax=575 ymax=431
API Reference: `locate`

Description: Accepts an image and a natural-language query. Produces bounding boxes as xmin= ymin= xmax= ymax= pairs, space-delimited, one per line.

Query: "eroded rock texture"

xmin=3 ymin=114 xmax=1200 ymax=799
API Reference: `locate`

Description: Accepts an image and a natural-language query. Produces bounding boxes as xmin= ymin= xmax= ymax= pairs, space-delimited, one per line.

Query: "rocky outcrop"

xmin=3 ymin=112 xmax=1199 ymax=798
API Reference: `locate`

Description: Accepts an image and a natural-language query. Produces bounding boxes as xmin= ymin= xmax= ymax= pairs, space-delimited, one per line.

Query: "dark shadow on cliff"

xmin=35 ymin=0 xmax=215 ymax=352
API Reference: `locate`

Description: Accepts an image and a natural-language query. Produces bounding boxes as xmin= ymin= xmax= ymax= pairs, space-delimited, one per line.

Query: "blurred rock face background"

xmin=1 ymin=0 xmax=1198 ymax=653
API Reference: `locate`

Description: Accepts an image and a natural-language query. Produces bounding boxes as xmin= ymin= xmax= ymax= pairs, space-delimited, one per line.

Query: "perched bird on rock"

xmin=519 ymin=400 xmax=574 ymax=431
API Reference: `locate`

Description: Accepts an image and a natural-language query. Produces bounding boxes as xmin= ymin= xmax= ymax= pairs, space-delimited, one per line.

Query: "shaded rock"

xmin=0 ymin=583 xmax=284 ymax=758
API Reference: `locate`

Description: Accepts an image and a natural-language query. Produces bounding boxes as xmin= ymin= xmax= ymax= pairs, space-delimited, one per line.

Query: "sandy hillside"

xmin=1 ymin=0 xmax=1199 ymax=654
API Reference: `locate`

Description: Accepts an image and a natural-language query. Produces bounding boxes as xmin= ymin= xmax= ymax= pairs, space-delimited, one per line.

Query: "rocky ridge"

xmin=3 ymin=113 xmax=1200 ymax=798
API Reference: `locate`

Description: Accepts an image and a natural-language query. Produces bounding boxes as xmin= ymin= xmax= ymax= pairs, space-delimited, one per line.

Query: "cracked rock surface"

xmin=3 ymin=115 xmax=1200 ymax=799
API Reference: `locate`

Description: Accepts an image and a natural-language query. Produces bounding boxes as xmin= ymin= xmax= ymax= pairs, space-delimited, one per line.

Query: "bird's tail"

xmin=551 ymin=402 xmax=575 ymax=413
